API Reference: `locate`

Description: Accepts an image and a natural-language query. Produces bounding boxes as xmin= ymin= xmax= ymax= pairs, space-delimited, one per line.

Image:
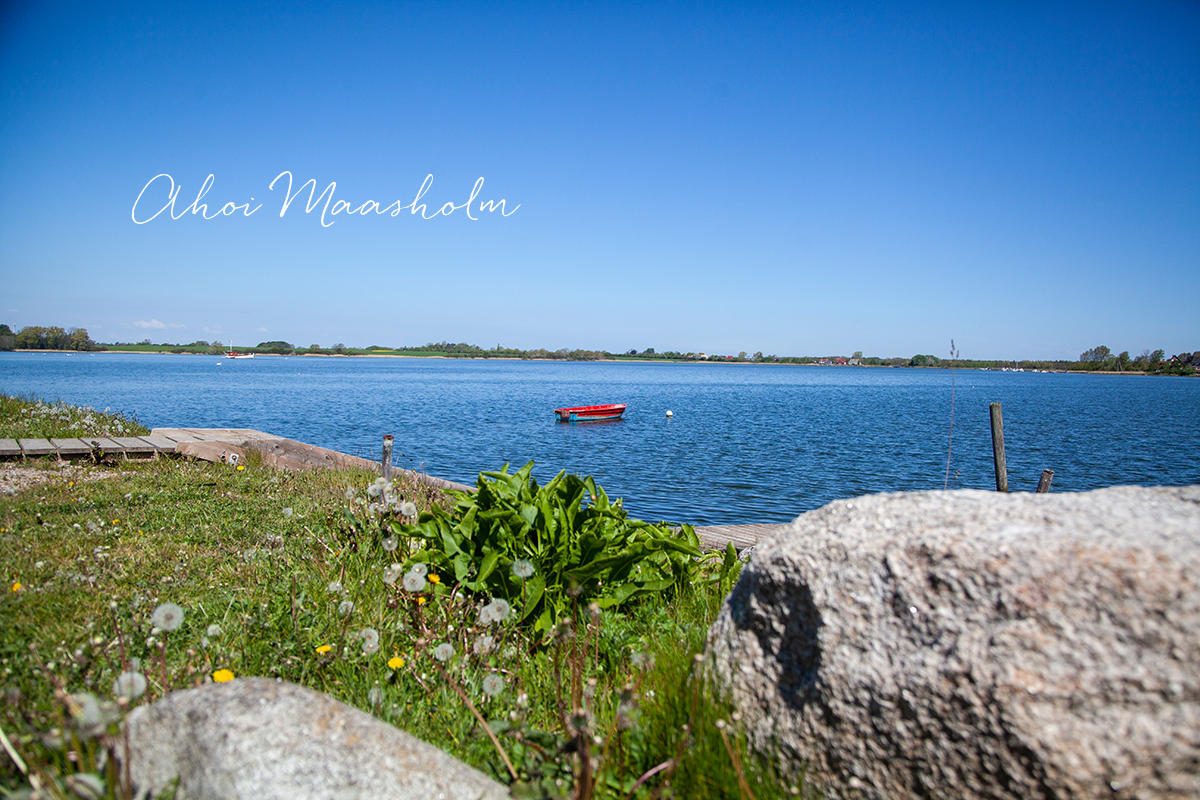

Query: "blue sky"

xmin=1 ymin=2 xmax=1196 ymax=360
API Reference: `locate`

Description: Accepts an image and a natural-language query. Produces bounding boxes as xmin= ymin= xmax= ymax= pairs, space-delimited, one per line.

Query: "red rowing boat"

xmin=554 ymin=404 xmax=627 ymax=422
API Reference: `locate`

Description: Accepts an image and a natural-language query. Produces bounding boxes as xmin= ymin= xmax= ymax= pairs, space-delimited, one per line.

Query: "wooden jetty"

xmin=2 ymin=435 xmax=177 ymax=460
xmin=1 ymin=427 xmax=784 ymax=550
xmin=690 ymin=522 xmax=786 ymax=552
xmin=1 ymin=427 xmax=474 ymax=493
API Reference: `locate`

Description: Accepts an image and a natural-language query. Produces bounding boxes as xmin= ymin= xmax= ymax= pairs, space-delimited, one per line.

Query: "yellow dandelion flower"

xmin=112 ymin=519 xmax=119 ymax=524
xmin=212 ymin=669 xmax=235 ymax=682
xmin=388 ymin=655 xmax=404 ymax=669
xmin=236 ymin=465 xmax=245 ymax=471
xmin=11 ymin=582 xmax=21 ymax=593
xmin=316 ymin=644 xmax=332 ymax=654
xmin=427 ymin=573 xmax=440 ymax=584
xmin=416 ymin=597 xmax=426 ymax=606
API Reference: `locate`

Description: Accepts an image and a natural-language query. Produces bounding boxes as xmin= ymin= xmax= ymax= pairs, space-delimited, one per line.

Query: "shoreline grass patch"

xmin=1 ymin=401 xmax=802 ymax=799
xmin=1 ymin=393 xmax=150 ymax=441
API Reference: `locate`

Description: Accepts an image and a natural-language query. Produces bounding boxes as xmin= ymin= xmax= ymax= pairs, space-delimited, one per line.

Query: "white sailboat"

xmin=225 ymin=341 xmax=254 ymax=359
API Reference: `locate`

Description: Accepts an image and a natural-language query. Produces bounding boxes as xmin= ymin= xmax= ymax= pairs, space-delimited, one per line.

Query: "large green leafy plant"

xmin=389 ymin=462 xmax=703 ymax=632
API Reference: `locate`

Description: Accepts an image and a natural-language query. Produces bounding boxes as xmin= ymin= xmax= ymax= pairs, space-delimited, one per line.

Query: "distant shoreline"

xmin=1 ymin=349 xmax=1159 ymax=374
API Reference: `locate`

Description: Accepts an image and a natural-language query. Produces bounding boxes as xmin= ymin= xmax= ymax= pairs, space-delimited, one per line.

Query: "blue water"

xmin=2 ymin=352 xmax=1198 ymax=525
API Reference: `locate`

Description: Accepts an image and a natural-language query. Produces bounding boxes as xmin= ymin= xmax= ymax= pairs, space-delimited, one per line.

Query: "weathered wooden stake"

xmin=381 ymin=435 xmax=393 ymax=482
xmin=1036 ymin=469 xmax=1054 ymax=493
xmin=989 ymin=402 xmax=1008 ymax=493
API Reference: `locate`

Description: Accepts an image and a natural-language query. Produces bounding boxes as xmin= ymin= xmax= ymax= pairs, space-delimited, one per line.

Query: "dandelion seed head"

xmin=482 ymin=673 xmax=505 ymax=697
xmin=206 ymin=624 xmax=223 ymax=638
xmin=382 ymin=536 xmax=398 ymax=552
xmin=367 ymin=483 xmax=382 ymax=498
xmin=338 ymin=600 xmax=354 ymax=616
xmin=402 ymin=572 xmax=427 ymax=593
xmin=399 ymin=501 xmax=417 ymax=517
xmin=359 ymin=628 xmax=379 ymax=647
xmin=483 ymin=598 xmax=511 ymax=624
xmin=69 ymin=692 xmax=118 ymax=738
xmin=151 ymin=602 xmax=184 ymax=632
xmin=112 ymin=671 xmax=147 ymax=699
xmin=511 ymin=559 xmax=535 ymax=579
xmin=282 ymin=507 xmax=293 ymax=518
xmin=433 ymin=643 xmax=454 ymax=662
xmin=344 ymin=486 xmax=356 ymax=499
xmin=327 ymin=581 xmax=343 ymax=594
xmin=473 ymin=634 xmax=495 ymax=655
xmin=383 ymin=564 xmax=404 ymax=585
xmin=408 ymin=562 xmax=428 ymax=578
xmin=362 ymin=642 xmax=380 ymax=656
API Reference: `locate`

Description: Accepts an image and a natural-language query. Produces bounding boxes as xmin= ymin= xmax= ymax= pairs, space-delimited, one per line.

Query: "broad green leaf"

xmin=521 ymin=574 xmax=546 ymax=621
xmin=477 ymin=549 xmax=501 ymax=584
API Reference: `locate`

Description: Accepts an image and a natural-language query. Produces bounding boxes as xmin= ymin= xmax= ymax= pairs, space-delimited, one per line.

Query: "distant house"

xmin=848 ymin=358 xmax=860 ymax=366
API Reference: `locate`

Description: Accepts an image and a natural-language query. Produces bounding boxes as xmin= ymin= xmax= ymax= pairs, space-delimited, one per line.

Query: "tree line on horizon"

xmin=1 ymin=325 xmax=1195 ymax=375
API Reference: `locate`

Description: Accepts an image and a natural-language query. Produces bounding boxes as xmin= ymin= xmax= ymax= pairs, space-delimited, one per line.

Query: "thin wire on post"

xmin=944 ymin=339 xmax=957 ymax=490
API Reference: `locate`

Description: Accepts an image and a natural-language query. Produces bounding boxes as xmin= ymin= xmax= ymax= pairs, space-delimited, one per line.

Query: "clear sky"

xmin=1 ymin=1 xmax=1196 ymax=360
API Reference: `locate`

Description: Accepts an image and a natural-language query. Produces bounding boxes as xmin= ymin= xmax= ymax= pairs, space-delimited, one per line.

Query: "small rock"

xmin=121 ymin=678 xmax=510 ymax=800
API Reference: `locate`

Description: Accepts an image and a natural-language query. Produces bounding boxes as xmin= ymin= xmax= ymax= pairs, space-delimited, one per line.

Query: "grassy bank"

xmin=0 ymin=395 xmax=149 ymax=440
xmin=0 ymin=395 xmax=798 ymax=799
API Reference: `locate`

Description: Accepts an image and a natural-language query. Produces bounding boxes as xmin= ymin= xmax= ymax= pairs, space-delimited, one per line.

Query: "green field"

xmin=0 ymin=394 xmax=799 ymax=800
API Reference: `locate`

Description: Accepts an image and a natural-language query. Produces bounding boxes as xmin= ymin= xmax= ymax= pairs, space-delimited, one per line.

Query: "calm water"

xmin=2 ymin=353 xmax=1198 ymax=525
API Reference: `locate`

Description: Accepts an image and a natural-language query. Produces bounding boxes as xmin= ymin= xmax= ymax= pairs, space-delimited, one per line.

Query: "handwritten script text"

xmin=131 ymin=173 xmax=519 ymax=227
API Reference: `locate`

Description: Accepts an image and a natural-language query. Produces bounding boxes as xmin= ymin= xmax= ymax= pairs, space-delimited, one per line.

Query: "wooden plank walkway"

xmin=2 ymin=427 xmax=786 ymax=550
xmin=692 ymin=522 xmax=788 ymax=552
xmin=2 ymin=434 xmax=179 ymax=459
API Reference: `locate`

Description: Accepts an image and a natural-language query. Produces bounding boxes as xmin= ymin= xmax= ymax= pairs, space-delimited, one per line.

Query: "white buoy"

xmin=666 ymin=410 xmax=673 ymax=417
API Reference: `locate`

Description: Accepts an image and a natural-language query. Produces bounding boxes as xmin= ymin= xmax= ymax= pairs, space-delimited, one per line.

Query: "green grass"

xmin=0 ymin=399 xmax=802 ymax=799
xmin=0 ymin=394 xmax=150 ymax=440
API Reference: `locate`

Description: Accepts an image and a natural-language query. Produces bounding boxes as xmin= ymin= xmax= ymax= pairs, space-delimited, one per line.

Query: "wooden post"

xmin=1036 ymin=469 xmax=1054 ymax=493
xmin=381 ymin=435 xmax=393 ymax=482
xmin=989 ymin=402 xmax=1007 ymax=493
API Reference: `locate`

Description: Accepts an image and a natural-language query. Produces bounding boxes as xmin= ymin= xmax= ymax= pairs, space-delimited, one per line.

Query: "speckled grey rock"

xmin=707 ymin=486 xmax=1200 ymax=800
xmin=121 ymin=678 xmax=510 ymax=800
